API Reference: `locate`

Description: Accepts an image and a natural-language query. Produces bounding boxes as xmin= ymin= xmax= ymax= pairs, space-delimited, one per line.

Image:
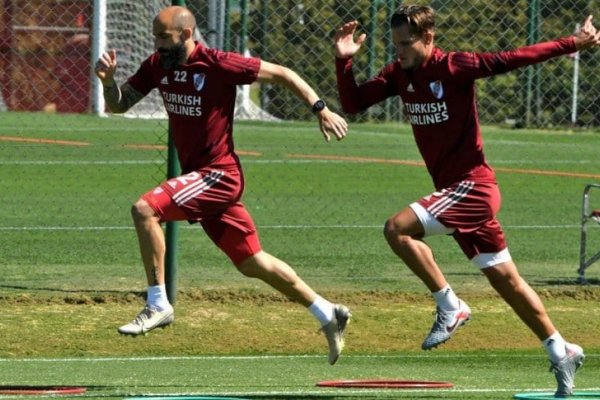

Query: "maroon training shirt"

xmin=128 ymin=42 xmax=261 ymax=173
xmin=336 ymin=37 xmax=576 ymax=190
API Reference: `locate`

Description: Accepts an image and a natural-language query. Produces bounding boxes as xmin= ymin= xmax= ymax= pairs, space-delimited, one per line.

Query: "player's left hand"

xmin=574 ymin=15 xmax=600 ymax=50
xmin=317 ymin=109 xmax=348 ymax=142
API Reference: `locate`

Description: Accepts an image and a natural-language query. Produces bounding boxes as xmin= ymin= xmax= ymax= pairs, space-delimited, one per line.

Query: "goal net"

xmin=95 ymin=0 xmax=278 ymax=121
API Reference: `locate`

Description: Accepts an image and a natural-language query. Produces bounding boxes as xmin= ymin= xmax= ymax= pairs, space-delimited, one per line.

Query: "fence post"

xmin=525 ymin=0 xmax=540 ymax=127
xmin=164 ymin=0 xmax=187 ymax=305
xmin=239 ymin=0 xmax=248 ymax=54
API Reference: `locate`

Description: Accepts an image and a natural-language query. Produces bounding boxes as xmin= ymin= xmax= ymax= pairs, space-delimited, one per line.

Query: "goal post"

xmin=90 ymin=0 xmax=106 ymax=115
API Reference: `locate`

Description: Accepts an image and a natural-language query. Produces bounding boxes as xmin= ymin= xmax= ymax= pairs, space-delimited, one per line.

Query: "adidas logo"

xmin=160 ymin=76 xmax=169 ymax=85
xmin=407 ymin=83 xmax=414 ymax=92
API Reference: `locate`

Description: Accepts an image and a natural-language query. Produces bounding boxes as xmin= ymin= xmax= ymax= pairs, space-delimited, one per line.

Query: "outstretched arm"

xmin=94 ymin=50 xmax=144 ymax=113
xmin=257 ymin=60 xmax=347 ymax=142
xmin=450 ymin=15 xmax=600 ymax=80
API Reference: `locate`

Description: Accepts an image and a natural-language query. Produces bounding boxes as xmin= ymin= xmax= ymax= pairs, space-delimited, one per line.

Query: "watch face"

xmin=313 ymin=100 xmax=325 ymax=112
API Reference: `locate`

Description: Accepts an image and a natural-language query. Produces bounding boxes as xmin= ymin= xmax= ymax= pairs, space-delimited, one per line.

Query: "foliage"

xmin=228 ymin=0 xmax=599 ymax=127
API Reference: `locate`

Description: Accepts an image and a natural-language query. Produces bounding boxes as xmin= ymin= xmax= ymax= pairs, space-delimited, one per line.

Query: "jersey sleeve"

xmin=448 ymin=36 xmax=577 ymax=80
xmin=126 ymin=56 xmax=156 ymax=96
xmin=207 ymin=48 xmax=260 ymax=85
xmin=336 ymin=57 xmax=397 ymax=114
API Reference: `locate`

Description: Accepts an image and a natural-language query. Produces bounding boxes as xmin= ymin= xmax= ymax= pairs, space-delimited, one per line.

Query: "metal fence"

xmin=1 ymin=0 xmax=598 ymax=288
xmin=1 ymin=0 xmax=599 ymax=127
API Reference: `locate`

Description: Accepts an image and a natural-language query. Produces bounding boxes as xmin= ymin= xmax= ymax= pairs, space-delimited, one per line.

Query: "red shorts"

xmin=141 ymin=167 xmax=261 ymax=266
xmin=414 ymin=180 xmax=510 ymax=266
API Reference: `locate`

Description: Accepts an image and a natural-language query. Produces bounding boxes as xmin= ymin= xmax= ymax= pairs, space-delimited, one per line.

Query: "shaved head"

xmin=154 ymin=6 xmax=196 ymax=33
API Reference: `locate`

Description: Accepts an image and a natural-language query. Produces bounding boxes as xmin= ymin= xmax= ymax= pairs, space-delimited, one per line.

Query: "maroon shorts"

xmin=141 ymin=167 xmax=261 ymax=266
xmin=414 ymin=180 xmax=510 ymax=266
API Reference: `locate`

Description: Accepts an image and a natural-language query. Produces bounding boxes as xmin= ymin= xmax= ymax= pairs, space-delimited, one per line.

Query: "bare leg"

xmin=131 ymin=198 xmax=165 ymax=286
xmin=237 ymin=250 xmax=317 ymax=307
xmin=383 ymin=207 xmax=447 ymax=291
xmin=237 ymin=250 xmax=351 ymax=365
xmin=482 ymin=261 xmax=556 ymax=340
xmin=117 ymin=198 xmax=173 ymax=336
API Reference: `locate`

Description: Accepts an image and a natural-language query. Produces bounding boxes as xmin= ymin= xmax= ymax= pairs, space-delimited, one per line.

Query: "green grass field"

xmin=1 ymin=112 xmax=600 ymax=399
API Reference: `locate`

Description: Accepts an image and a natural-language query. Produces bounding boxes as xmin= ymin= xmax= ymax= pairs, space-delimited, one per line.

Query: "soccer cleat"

xmin=321 ymin=304 xmax=351 ymax=365
xmin=118 ymin=305 xmax=174 ymax=336
xmin=550 ymin=343 xmax=585 ymax=398
xmin=421 ymin=300 xmax=471 ymax=350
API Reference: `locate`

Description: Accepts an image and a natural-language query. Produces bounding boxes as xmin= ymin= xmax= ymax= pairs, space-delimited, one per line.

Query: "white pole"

xmin=571 ymin=23 xmax=580 ymax=126
xmin=91 ymin=0 xmax=107 ymax=116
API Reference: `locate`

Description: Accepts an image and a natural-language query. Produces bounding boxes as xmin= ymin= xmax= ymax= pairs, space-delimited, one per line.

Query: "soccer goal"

xmin=578 ymin=183 xmax=600 ymax=283
xmin=92 ymin=0 xmax=170 ymax=118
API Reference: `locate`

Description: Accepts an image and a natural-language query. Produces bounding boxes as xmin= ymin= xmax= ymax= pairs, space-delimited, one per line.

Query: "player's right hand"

xmin=317 ymin=109 xmax=348 ymax=142
xmin=95 ymin=49 xmax=118 ymax=85
xmin=334 ymin=21 xmax=366 ymax=58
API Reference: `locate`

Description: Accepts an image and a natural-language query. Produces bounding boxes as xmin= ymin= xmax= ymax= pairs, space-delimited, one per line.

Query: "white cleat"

xmin=321 ymin=304 xmax=351 ymax=365
xmin=118 ymin=305 xmax=174 ymax=336
xmin=421 ymin=300 xmax=471 ymax=350
xmin=550 ymin=343 xmax=585 ymax=398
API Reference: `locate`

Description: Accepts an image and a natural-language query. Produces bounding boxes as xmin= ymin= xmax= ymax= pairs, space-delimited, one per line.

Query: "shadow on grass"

xmin=0 ymin=284 xmax=143 ymax=295
xmin=533 ymin=277 xmax=600 ymax=286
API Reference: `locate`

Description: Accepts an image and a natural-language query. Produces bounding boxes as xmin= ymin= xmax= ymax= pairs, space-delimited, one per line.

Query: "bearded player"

xmin=95 ymin=6 xmax=350 ymax=365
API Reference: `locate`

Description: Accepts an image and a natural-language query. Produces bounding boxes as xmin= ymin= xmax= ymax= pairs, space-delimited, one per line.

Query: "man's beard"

xmin=158 ymin=42 xmax=186 ymax=69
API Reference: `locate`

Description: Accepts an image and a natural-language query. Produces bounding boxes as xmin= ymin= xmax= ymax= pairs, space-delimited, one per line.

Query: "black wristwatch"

xmin=311 ymin=99 xmax=326 ymax=113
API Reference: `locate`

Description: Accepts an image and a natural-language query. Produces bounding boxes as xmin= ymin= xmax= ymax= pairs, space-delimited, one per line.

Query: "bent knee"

xmin=384 ymin=216 xmax=406 ymax=239
xmin=131 ymin=198 xmax=157 ymax=222
xmin=384 ymin=216 xmax=419 ymax=247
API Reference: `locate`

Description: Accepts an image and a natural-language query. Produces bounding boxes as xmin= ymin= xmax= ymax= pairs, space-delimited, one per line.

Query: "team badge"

xmin=429 ymin=80 xmax=444 ymax=99
xmin=193 ymin=73 xmax=206 ymax=91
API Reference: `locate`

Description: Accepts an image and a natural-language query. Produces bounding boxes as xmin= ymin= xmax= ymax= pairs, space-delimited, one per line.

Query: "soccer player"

xmin=334 ymin=5 xmax=599 ymax=395
xmin=94 ymin=5 xmax=351 ymax=365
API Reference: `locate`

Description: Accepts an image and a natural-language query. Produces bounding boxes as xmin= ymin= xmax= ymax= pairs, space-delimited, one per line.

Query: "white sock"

xmin=543 ymin=331 xmax=567 ymax=363
xmin=146 ymin=284 xmax=172 ymax=312
xmin=432 ymin=284 xmax=460 ymax=311
xmin=308 ymin=295 xmax=335 ymax=326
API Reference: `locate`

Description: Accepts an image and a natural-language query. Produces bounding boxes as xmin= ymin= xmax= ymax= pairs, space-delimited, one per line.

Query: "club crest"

xmin=429 ymin=80 xmax=444 ymax=99
xmin=193 ymin=73 xmax=206 ymax=91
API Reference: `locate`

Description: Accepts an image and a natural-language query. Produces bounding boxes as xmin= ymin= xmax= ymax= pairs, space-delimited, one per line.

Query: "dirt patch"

xmin=0 ymin=286 xmax=600 ymax=306
xmin=1 ymin=287 xmax=599 ymax=358
xmin=1 ymin=286 xmax=599 ymax=306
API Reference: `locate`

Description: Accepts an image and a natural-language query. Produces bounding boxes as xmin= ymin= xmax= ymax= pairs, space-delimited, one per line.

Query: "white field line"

xmin=113 ymin=388 xmax=600 ymax=395
xmin=76 ymin=388 xmax=600 ymax=398
xmin=0 ymin=224 xmax=581 ymax=231
xmin=0 ymin=353 xmax=597 ymax=362
xmin=0 ymin=160 xmax=163 ymax=165
xmin=2 ymin=390 xmax=600 ymax=400
xmin=0 ymin=355 xmax=598 ymax=398
xmin=0 ymin=355 xmax=597 ymax=399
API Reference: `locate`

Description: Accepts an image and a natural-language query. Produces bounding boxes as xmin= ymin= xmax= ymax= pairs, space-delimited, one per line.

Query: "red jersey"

xmin=127 ymin=42 xmax=261 ymax=173
xmin=336 ymin=37 xmax=576 ymax=189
